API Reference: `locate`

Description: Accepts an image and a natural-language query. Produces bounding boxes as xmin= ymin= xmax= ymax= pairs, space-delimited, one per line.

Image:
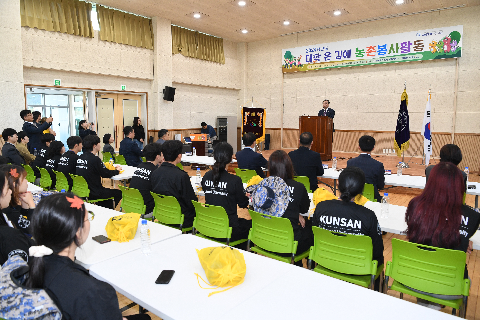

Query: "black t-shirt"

xmin=76 ymin=152 xmax=119 ymax=194
xmin=2 ymin=206 xmax=34 ymax=236
xmin=31 ymin=146 xmax=48 ymax=169
xmin=0 ymin=225 xmax=35 ymax=266
xmin=57 ymin=150 xmax=79 ymax=187
xmin=129 ymin=162 xmax=158 ymax=214
xmin=458 ymin=205 xmax=480 ymax=251
xmin=201 ymin=170 xmax=249 ymax=228
xmin=282 ymin=179 xmax=310 ymax=232
xmin=312 ymin=199 xmax=384 ymax=264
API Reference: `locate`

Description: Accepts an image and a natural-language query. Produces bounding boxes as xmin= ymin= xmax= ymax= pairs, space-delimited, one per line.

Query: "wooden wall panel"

xmin=453 ymin=134 xmax=480 ymax=172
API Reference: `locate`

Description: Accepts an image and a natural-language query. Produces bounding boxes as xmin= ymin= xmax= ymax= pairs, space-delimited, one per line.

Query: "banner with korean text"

xmin=282 ymin=25 xmax=462 ymax=73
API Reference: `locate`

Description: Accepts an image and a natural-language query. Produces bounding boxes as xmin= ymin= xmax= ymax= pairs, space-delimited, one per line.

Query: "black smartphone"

xmin=155 ymin=270 xmax=175 ymax=284
xmin=92 ymin=235 xmax=111 ymax=244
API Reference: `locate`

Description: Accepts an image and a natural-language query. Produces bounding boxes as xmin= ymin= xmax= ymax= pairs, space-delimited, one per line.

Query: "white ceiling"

xmin=93 ymin=0 xmax=480 ymax=42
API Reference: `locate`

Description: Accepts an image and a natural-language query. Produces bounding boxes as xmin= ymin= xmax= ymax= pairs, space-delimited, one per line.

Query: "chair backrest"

xmin=293 ymin=176 xmax=312 ymax=193
xmin=234 ymin=168 xmax=257 ymax=183
xmin=119 ymin=185 xmax=146 ymax=216
xmin=115 ymin=154 xmax=127 ymax=165
xmin=39 ymin=168 xmax=52 ymax=189
xmin=362 ymin=183 xmax=376 ymax=202
xmin=141 ymin=157 xmax=146 ymax=162
xmin=54 ymin=171 xmax=69 ymax=192
xmin=176 ymin=162 xmax=183 ymax=170
xmin=22 ymin=164 xmax=36 ymax=183
xmin=102 ymin=151 xmax=113 ymax=163
xmin=151 ymin=192 xmax=184 ymax=225
xmin=192 ymin=201 xmax=232 ymax=239
xmin=69 ymin=174 xmax=90 ymax=198
xmin=387 ymin=238 xmax=467 ymax=296
xmin=310 ymin=226 xmax=375 ymax=275
xmin=248 ymin=210 xmax=296 ymax=254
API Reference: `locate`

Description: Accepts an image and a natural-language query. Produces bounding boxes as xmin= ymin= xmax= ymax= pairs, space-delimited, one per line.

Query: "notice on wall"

xmin=282 ymin=25 xmax=462 ymax=73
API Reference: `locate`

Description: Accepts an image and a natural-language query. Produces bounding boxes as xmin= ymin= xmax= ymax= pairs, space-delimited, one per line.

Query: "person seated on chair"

xmin=119 ymin=126 xmax=143 ymax=167
xmin=151 ymin=140 xmax=197 ymax=228
xmin=155 ymin=129 xmax=168 ymax=145
xmin=129 ymin=143 xmax=163 ymax=216
xmin=102 ymin=133 xmax=115 ymax=155
xmin=57 ymin=136 xmax=82 ymax=191
xmin=2 ymin=128 xmax=25 ymax=166
xmin=406 ymin=162 xmax=479 ymax=307
xmin=20 ymin=109 xmax=52 ymax=153
xmin=247 ymin=150 xmax=313 ymax=267
xmin=312 ymin=166 xmax=384 ymax=266
xmin=76 ymin=135 xmax=122 ymax=210
xmin=288 ymin=131 xmax=324 ymax=192
xmin=24 ymin=193 xmax=151 ymax=320
xmin=45 ymin=141 xmax=65 ymax=188
xmin=78 ymin=120 xmax=96 ymax=140
xmin=0 ymin=164 xmax=36 ymax=237
xmin=16 ymin=131 xmax=35 ymax=165
xmin=30 ymin=133 xmax=55 ymax=179
xmin=201 ymin=142 xmax=251 ymax=246
xmin=200 ymin=122 xmax=216 ymax=139
xmin=0 ymin=170 xmax=35 ymax=265
xmin=346 ymin=135 xmax=385 ymax=202
xmin=235 ymin=132 xmax=268 ymax=178
xmin=425 ymin=144 xmax=467 ymax=189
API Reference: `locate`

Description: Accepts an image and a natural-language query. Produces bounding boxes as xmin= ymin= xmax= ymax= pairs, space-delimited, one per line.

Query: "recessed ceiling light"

xmin=238 ymin=1 xmax=246 ymax=6
xmin=241 ymin=29 xmax=248 ymax=33
xmin=193 ymin=13 xmax=201 ymax=18
xmin=333 ymin=10 xmax=341 ymax=16
xmin=395 ymin=0 xmax=404 ymax=4
xmin=283 ymin=20 xmax=290 ymax=25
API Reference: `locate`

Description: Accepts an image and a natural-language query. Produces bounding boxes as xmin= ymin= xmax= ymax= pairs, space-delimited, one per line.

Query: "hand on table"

xmin=299 ymin=215 xmax=305 ymax=228
xmin=115 ymin=165 xmax=122 ymax=171
xmin=19 ymin=192 xmax=35 ymax=209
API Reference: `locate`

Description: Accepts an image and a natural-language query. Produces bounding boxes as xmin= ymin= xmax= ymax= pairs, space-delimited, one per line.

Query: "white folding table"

xmin=27 ymin=182 xmax=43 ymax=193
xmin=110 ymin=165 xmax=137 ymax=184
xmin=75 ymin=203 xmax=182 ymax=268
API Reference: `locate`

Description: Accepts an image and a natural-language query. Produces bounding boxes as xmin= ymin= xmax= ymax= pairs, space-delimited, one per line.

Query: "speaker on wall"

xmin=163 ymin=86 xmax=176 ymax=101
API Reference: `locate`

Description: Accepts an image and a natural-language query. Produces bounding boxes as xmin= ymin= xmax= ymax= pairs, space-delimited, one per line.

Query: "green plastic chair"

xmin=115 ymin=154 xmax=127 ymax=165
xmin=176 ymin=162 xmax=183 ymax=170
xmin=102 ymin=151 xmax=114 ymax=163
xmin=247 ymin=210 xmax=310 ymax=264
xmin=39 ymin=168 xmax=52 ymax=190
xmin=385 ymin=238 xmax=469 ymax=317
xmin=362 ymin=183 xmax=377 ymax=202
xmin=234 ymin=168 xmax=257 ymax=183
xmin=293 ymin=176 xmax=312 ymax=193
xmin=69 ymin=174 xmax=115 ymax=206
xmin=191 ymin=200 xmax=247 ymax=247
xmin=141 ymin=157 xmax=146 ymax=162
xmin=22 ymin=164 xmax=36 ymax=184
xmin=54 ymin=171 xmax=69 ymax=192
xmin=118 ymin=185 xmax=146 ymax=217
xmin=308 ymin=227 xmax=383 ymax=290
xmin=150 ymin=192 xmax=192 ymax=233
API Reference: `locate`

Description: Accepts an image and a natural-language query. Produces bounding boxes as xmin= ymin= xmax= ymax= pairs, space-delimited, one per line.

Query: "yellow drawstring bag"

xmin=312 ymin=188 xmax=337 ymax=206
xmin=354 ymin=194 xmax=369 ymax=206
xmin=195 ymin=246 xmax=246 ymax=297
xmin=246 ymin=175 xmax=263 ymax=188
xmin=105 ymin=212 xmax=141 ymax=243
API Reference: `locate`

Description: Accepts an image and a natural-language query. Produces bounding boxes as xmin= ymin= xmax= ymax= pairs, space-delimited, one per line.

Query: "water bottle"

xmin=332 ymin=157 xmax=337 ymax=170
xmin=34 ymin=148 xmax=38 ymax=157
xmin=397 ymin=162 xmax=403 ymax=176
xmin=381 ymin=193 xmax=389 ymax=219
xmin=109 ymin=158 xmax=114 ymax=166
xmin=193 ymin=147 xmax=196 ymax=156
xmin=140 ymin=219 xmax=151 ymax=255
xmin=196 ymin=168 xmax=201 ymax=187
xmin=464 ymin=167 xmax=469 ymax=183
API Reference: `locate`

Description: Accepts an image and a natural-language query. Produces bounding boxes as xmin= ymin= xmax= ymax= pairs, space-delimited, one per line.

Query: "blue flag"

xmin=394 ymin=89 xmax=410 ymax=156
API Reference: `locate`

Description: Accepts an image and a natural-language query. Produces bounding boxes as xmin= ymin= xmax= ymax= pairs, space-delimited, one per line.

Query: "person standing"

xmin=318 ymin=99 xmax=335 ymax=119
xmin=119 ymin=126 xmax=143 ymax=167
xmin=15 ymin=131 xmax=35 ymax=165
xmin=132 ymin=117 xmax=145 ymax=150
xmin=78 ymin=120 xmax=96 ymax=140
xmin=20 ymin=110 xmax=52 ymax=153
xmin=201 ymin=122 xmax=217 ymax=139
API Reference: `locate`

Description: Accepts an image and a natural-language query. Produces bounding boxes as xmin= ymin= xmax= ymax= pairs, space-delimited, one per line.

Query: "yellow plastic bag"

xmin=246 ymin=175 xmax=263 ymax=187
xmin=105 ymin=212 xmax=141 ymax=243
xmin=104 ymin=162 xmax=124 ymax=173
xmin=354 ymin=194 xmax=369 ymax=206
xmin=195 ymin=246 xmax=246 ymax=297
xmin=312 ymin=187 xmax=337 ymax=206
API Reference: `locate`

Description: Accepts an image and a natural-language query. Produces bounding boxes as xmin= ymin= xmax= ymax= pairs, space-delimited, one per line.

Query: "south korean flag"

xmin=421 ymin=94 xmax=432 ymax=165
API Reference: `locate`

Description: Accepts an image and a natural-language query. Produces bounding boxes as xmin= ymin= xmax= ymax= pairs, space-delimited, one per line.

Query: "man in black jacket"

xmin=57 ymin=136 xmax=83 ymax=190
xmin=288 ymin=132 xmax=324 ymax=192
xmin=20 ymin=110 xmax=52 ymax=153
xmin=1 ymin=129 xmax=25 ymax=165
xmin=151 ymin=140 xmax=197 ymax=228
xmin=76 ymin=135 xmax=122 ymax=209
xmin=318 ymin=99 xmax=335 ymax=119
xmin=30 ymin=133 xmax=55 ymax=179
xmin=235 ymin=132 xmax=268 ymax=178
xmin=347 ymin=135 xmax=385 ymax=202
xmin=119 ymin=126 xmax=142 ymax=167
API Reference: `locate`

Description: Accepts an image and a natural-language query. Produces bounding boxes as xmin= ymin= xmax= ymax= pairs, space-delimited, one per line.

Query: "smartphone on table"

xmin=155 ymin=270 xmax=175 ymax=284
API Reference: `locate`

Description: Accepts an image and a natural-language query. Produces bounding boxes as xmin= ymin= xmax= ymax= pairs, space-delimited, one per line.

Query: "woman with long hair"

xmin=45 ymin=140 xmax=65 ymax=187
xmin=0 ymin=165 xmax=36 ymax=236
xmin=201 ymin=142 xmax=251 ymax=245
xmin=312 ymin=167 xmax=384 ymax=265
xmin=25 ymin=193 xmax=150 ymax=320
xmin=132 ymin=117 xmax=145 ymax=150
xmin=78 ymin=120 xmax=96 ymax=140
xmin=406 ymin=162 xmax=479 ymax=252
xmin=0 ymin=170 xmax=34 ymax=265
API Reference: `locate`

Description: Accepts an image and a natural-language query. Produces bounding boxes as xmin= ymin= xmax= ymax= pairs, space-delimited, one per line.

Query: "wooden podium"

xmin=299 ymin=116 xmax=333 ymax=161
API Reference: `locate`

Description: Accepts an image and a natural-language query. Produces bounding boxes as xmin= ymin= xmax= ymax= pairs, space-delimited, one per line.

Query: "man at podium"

xmin=318 ymin=99 xmax=335 ymax=119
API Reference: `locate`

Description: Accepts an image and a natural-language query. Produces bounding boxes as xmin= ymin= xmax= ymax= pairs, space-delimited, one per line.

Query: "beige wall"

xmin=246 ymin=6 xmax=480 ymax=134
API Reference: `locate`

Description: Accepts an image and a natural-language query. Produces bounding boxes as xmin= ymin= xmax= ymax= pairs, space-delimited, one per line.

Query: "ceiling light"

xmin=193 ymin=13 xmax=201 ymax=18
xmin=395 ymin=0 xmax=404 ymax=4
xmin=238 ymin=1 xmax=246 ymax=6
xmin=283 ymin=20 xmax=290 ymax=25
xmin=241 ymin=29 xmax=248 ymax=33
xmin=333 ymin=10 xmax=341 ymax=16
